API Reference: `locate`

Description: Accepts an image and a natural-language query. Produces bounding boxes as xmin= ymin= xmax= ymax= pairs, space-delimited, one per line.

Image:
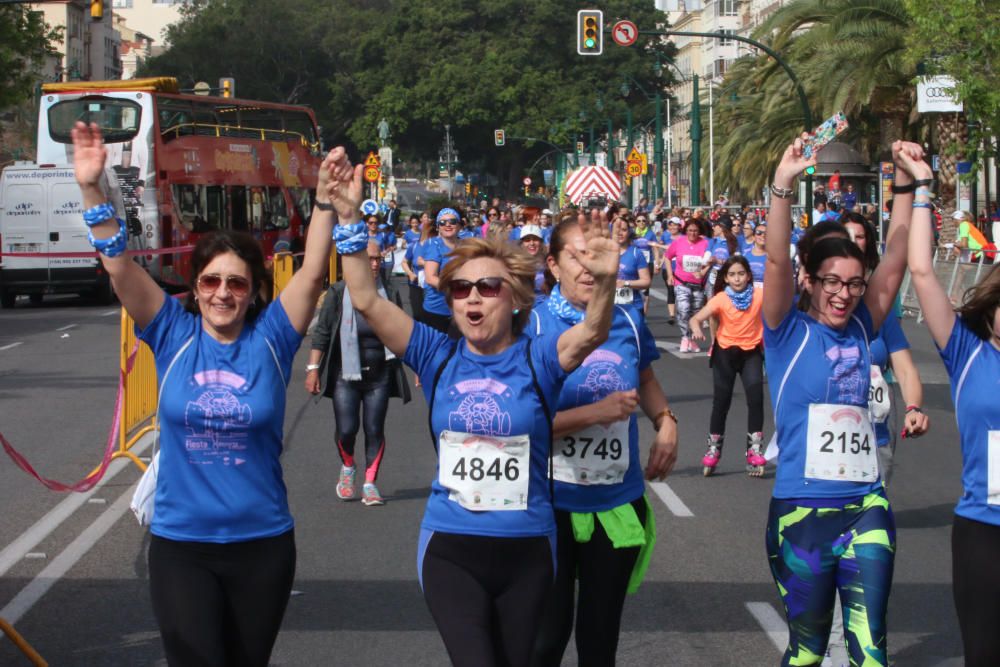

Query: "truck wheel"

xmin=0 ymin=291 xmax=15 ymax=309
xmin=92 ymin=281 xmax=115 ymax=306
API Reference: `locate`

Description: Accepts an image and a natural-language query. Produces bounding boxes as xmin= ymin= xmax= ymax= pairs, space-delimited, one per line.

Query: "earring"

xmin=513 ymin=308 xmax=520 ymax=315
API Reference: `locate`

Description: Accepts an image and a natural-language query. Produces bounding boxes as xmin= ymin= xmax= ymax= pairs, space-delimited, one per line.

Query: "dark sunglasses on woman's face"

xmin=438 ymin=218 xmax=458 ymax=226
xmin=197 ymin=274 xmax=251 ymax=297
xmin=449 ymin=277 xmax=505 ymax=299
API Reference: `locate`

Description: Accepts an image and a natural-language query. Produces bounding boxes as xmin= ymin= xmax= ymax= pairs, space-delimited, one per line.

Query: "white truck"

xmin=0 ymin=161 xmax=118 ymax=307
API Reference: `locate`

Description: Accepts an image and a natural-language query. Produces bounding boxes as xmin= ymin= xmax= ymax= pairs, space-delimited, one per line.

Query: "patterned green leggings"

xmin=765 ymin=491 xmax=895 ymax=666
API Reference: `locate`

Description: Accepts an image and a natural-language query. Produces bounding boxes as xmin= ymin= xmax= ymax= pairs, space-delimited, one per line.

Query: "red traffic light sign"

xmin=494 ymin=129 xmax=505 ymax=146
xmin=523 ymin=177 xmax=532 ymax=186
xmin=611 ymin=20 xmax=638 ymax=47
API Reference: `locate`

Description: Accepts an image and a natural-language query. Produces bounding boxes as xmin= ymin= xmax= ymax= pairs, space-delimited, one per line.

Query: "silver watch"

xmin=305 ymin=364 xmax=321 ymax=372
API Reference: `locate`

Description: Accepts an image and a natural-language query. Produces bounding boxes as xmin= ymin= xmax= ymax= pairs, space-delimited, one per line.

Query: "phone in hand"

xmin=803 ymin=112 xmax=848 ymax=159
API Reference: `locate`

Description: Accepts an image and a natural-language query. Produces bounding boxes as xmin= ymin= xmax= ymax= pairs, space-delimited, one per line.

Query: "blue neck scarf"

xmin=547 ymin=284 xmax=585 ymax=325
xmin=725 ymin=285 xmax=754 ymax=311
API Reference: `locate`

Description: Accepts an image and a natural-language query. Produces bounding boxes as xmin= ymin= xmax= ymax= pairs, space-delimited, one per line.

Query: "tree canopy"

xmin=0 ymin=6 xmax=61 ymax=111
xmin=141 ymin=0 xmax=676 ymax=193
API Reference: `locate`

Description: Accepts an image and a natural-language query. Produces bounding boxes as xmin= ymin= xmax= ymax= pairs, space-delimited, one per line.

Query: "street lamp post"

xmin=691 ymin=75 xmax=702 ymax=206
xmin=666 ymin=96 xmax=672 ymax=208
xmin=626 ymin=107 xmax=634 ymax=207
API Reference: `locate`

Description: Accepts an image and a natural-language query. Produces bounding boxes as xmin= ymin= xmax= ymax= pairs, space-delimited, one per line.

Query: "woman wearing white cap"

xmin=520 ymin=224 xmax=547 ymax=303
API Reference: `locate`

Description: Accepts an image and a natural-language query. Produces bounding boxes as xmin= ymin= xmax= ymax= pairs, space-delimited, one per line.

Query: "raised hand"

xmin=71 ymin=122 xmax=107 ymax=189
xmin=774 ymin=133 xmax=817 ymax=189
xmin=892 ymin=140 xmax=933 ymax=181
xmin=321 ymin=147 xmax=364 ymax=224
xmin=571 ymin=235 xmax=620 ymax=280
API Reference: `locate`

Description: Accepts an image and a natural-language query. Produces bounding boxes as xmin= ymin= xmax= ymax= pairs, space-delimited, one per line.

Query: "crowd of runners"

xmin=68 ymin=120 xmax=999 ymax=667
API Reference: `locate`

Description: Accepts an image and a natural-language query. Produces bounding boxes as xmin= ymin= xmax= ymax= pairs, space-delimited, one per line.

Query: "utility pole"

xmin=444 ymin=124 xmax=453 ymax=199
xmin=691 ymin=75 xmax=702 ymax=207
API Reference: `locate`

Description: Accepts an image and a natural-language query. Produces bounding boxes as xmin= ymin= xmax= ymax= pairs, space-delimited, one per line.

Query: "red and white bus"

xmin=32 ymin=76 xmax=321 ymax=289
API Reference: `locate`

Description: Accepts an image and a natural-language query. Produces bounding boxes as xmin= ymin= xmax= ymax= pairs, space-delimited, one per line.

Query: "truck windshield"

xmin=48 ymin=96 xmax=142 ymax=144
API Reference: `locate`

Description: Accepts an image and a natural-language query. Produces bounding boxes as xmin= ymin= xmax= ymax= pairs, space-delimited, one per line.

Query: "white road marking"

xmin=0 ymin=479 xmax=138 ymax=626
xmin=55 ymin=324 xmax=77 ymax=332
xmin=648 ymin=481 xmax=694 ymax=517
xmin=655 ymin=340 xmax=709 ymax=359
xmin=649 ymin=288 xmax=669 ymax=302
xmin=100 ymin=309 xmax=119 ymax=317
xmin=24 ymin=553 xmax=46 ymax=560
xmin=0 ymin=433 xmax=152 ymax=579
xmin=746 ymin=601 xmax=788 ymax=653
xmin=0 ymin=342 xmax=23 ymax=351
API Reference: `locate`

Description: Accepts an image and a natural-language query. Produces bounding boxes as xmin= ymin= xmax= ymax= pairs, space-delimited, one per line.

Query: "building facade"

xmin=111 ymin=0 xmax=186 ymax=47
xmin=31 ymin=0 xmax=122 ymax=82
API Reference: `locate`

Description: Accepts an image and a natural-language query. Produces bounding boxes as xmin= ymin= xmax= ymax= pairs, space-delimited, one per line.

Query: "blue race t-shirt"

xmin=745 ymin=249 xmax=767 ymax=286
xmin=869 ymin=311 xmax=909 ymax=446
xmin=938 ymin=317 xmax=1000 ymax=526
xmin=404 ymin=228 xmax=422 ymax=249
xmin=404 ymin=240 xmax=420 ymax=287
xmin=632 ymin=229 xmax=657 ymax=266
xmin=404 ymin=322 xmax=569 ymax=537
xmin=617 ymin=245 xmax=647 ymax=310
xmin=421 ymin=236 xmax=454 ymax=315
xmin=137 ymin=295 xmax=302 ymax=542
xmin=380 ymin=230 xmax=396 ymax=267
xmin=531 ymin=305 xmax=660 ymax=512
xmin=541 ymin=226 xmax=553 ymax=245
xmin=764 ymin=301 xmax=882 ymax=499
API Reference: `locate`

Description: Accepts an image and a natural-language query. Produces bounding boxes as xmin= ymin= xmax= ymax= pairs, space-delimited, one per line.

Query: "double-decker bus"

xmin=33 ymin=77 xmax=321 ymax=289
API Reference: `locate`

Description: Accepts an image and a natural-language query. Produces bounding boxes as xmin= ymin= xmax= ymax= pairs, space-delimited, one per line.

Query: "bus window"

xmin=248 ymin=187 xmax=265 ymax=231
xmin=206 ymin=186 xmax=226 ymax=229
xmin=266 ymin=187 xmax=289 ymax=230
xmin=289 ymin=187 xmax=313 ymax=223
xmin=158 ymin=99 xmax=194 ymax=141
xmin=229 ymin=186 xmax=249 ymax=232
xmin=48 ymin=96 xmax=142 ymax=144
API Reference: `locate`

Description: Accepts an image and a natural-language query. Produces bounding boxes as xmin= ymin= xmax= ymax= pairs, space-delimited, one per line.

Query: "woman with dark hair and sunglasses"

xmin=421 ymin=207 xmax=462 ymax=333
xmin=305 ymin=241 xmax=412 ymax=506
xmin=907 ymin=185 xmax=1000 ymax=665
xmin=329 ymin=167 xmax=621 ymax=667
xmin=71 ymin=122 xmax=346 ymax=666
xmin=762 ymin=136 xmax=923 ymax=667
xmin=612 ymin=213 xmax=652 ymax=315
xmin=529 ymin=213 xmax=678 ymax=667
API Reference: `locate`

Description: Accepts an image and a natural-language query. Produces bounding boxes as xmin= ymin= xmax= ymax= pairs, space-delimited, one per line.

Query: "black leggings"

xmin=709 ymin=344 xmax=764 ymax=438
xmin=408 ymin=282 xmax=425 ymax=322
xmin=420 ymin=530 xmax=554 ymax=667
xmin=333 ymin=370 xmax=390 ymax=482
xmin=952 ymin=515 xmax=1000 ymax=666
xmin=531 ymin=498 xmax=647 ymax=667
xmin=148 ymin=530 xmax=296 ymax=667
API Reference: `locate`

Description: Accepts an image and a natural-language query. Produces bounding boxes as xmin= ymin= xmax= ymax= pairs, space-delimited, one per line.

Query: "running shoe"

xmin=688 ymin=338 xmax=701 ymax=353
xmin=746 ymin=432 xmax=767 ymax=478
xmin=702 ymin=436 xmax=722 ymax=477
xmin=679 ymin=337 xmax=690 ymax=353
xmin=361 ymin=483 xmax=385 ymax=506
xmin=336 ymin=465 xmax=356 ymax=500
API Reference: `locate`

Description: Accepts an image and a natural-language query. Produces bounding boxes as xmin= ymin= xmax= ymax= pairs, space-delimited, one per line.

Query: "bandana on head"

xmin=546 ymin=283 xmax=585 ymax=325
xmin=436 ymin=207 xmax=461 ymax=223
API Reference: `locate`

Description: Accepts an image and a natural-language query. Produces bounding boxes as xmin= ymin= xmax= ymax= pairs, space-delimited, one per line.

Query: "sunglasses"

xmin=438 ymin=218 xmax=458 ymax=226
xmin=754 ymin=230 xmax=766 ymax=236
xmin=197 ymin=273 xmax=251 ymax=297
xmin=449 ymin=277 xmax=505 ymax=299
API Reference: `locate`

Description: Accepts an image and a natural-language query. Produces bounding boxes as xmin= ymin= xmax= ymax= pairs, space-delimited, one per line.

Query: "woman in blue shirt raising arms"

xmin=71 ymin=122 xmax=347 ymax=666
xmin=761 ymin=135 xmax=923 ymax=667
xmin=907 ymin=155 xmax=1000 ymax=665
xmin=328 ymin=163 xmax=622 ymax=666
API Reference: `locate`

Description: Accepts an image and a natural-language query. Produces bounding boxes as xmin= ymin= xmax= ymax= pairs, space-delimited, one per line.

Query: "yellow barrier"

xmin=0 ymin=617 xmax=48 ymax=666
xmin=329 ymin=247 xmax=339 ymax=284
xmin=272 ymin=252 xmax=295 ymax=299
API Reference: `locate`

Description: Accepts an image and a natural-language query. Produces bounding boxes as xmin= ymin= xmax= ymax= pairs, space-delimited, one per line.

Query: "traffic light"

xmin=804 ymin=165 xmax=816 ymax=176
xmin=494 ymin=129 xmax=505 ymax=147
xmin=219 ymin=77 xmax=235 ymax=98
xmin=577 ymin=10 xmax=603 ymax=56
xmin=90 ymin=0 xmax=103 ymax=20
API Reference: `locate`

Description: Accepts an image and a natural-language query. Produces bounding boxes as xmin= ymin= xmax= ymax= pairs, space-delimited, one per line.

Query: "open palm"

xmin=71 ymin=122 xmax=107 ymax=188
xmin=574 ymin=236 xmax=620 ymax=279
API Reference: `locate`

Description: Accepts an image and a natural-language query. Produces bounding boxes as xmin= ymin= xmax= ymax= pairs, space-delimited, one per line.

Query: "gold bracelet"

xmin=654 ymin=408 xmax=678 ymax=430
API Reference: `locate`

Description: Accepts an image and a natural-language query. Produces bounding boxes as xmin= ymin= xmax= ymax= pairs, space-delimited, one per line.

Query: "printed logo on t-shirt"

xmin=825 ymin=344 xmax=866 ymax=404
xmin=447 ymin=379 xmax=513 ymax=435
xmin=184 ymin=370 xmax=252 ymax=466
xmin=577 ymin=349 xmax=628 ymax=405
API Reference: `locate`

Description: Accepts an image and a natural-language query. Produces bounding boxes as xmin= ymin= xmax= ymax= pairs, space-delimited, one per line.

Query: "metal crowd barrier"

xmin=899 ymin=247 xmax=994 ymax=322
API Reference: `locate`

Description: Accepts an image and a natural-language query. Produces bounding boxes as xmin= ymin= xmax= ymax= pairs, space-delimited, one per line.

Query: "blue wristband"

xmin=912 ymin=202 xmax=934 ymax=210
xmin=83 ymin=202 xmax=117 ymax=228
xmin=333 ymin=222 xmax=368 ymax=255
xmin=88 ymin=217 xmax=129 ymax=257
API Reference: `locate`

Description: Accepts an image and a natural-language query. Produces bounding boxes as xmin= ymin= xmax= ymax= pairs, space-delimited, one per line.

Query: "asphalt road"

xmin=0 ymin=286 xmax=966 ymax=666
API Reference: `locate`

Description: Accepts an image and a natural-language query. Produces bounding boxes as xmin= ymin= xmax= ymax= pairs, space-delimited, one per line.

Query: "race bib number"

xmin=988 ymin=431 xmax=1000 ymax=505
xmin=438 ymin=430 xmax=530 ymax=511
xmin=868 ymin=365 xmax=891 ymax=424
xmin=417 ymin=269 xmax=426 ymax=288
xmin=614 ymin=287 xmax=634 ymax=304
xmin=552 ymin=421 xmax=629 ymax=485
xmin=682 ymin=255 xmax=703 ymax=274
xmin=804 ymin=404 xmax=879 ymax=483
